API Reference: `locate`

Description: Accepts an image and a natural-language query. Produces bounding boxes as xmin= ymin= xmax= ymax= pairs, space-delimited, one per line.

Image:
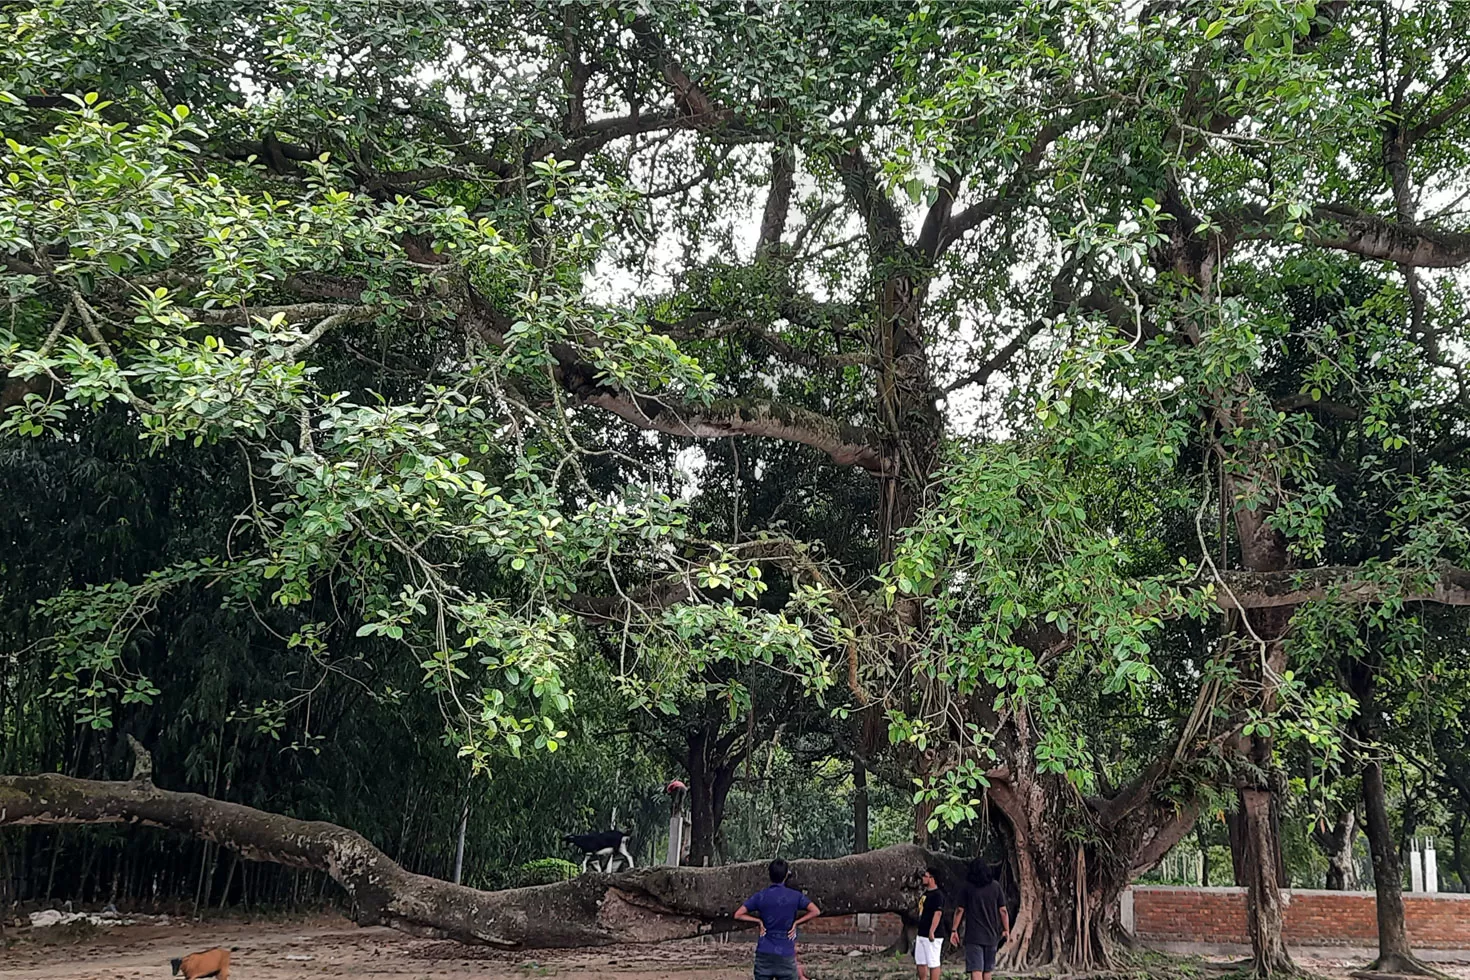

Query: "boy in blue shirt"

xmin=734 ymin=859 xmax=822 ymax=980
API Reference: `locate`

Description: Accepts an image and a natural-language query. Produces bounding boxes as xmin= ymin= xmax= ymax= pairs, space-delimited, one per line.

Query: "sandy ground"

xmin=3 ymin=914 xmax=1470 ymax=980
xmin=1 ymin=915 xmax=861 ymax=980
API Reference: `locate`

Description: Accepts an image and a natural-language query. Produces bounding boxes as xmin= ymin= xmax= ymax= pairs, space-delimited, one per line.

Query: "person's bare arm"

xmin=927 ymin=906 xmax=942 ymax=940
xmin=734 ymin=904 xmax=765 ymax=936
xmin=789 ymin=901 xmax=821 ymax=939
xmin=950 ymin=905 xmax=964 ymax=946
xmin=1001 ymin=905 xmax=1011 ymax=941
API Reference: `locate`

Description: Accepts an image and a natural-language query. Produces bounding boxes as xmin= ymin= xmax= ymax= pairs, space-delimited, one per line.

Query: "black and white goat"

xmin=562 ymin=829 xmax=635 ymax=873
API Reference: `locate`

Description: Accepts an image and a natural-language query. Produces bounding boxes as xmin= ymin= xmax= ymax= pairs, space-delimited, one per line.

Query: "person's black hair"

xmin=924 ymin=866 xmax=941 ymax=881
xmin=769 ymin=858 xmax=789 ymax=883
xmin=968 ymin=857 xmax=993 ymax=886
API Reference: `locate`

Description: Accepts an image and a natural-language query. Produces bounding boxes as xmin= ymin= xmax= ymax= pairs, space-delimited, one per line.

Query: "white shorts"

xmin=914 ymin=936 xmax=944 ymax=968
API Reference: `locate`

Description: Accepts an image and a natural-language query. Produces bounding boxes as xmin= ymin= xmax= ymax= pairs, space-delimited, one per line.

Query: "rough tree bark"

xmin=1356 ymin=759 xmax=1448 ymax=976
xmin=1239 ymin=784 xmax=1292 ymax=973
xmin=853 ymin=761 xmax=869 ymax=854
xmin=676 ymin=718 xmax=749 ymax=868
xmin=0 ymin=764 xmax=954 ymax=948
xmin=1228 ymin=807 xmax=1249 ymax=886
xmin=1314 ymin=807 xmax=1358 ymax=891
xmin=987 ymin=755 xmax=1201 ymax=971
xmin=1344 ymin=659 xmax=1445 ymax=978
xmin=684 ymin=754 xmax=738 ymax=868
xmin=1231 ymin=603 xmax=1296 ymax=978
xmin=1177 ymin=190 xmax=1297 ymax=971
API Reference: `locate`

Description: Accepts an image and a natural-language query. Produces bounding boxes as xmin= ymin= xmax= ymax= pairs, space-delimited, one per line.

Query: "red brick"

xmin=1129 ymin=887 xmax=1470 ymax=948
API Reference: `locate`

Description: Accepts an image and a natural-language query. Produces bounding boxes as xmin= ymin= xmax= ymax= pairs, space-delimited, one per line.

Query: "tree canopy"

xmin=4 ymin=0 xmax=1470 ymax=974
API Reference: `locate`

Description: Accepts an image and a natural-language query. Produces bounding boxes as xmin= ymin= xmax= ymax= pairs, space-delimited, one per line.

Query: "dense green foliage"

xmin=2 ymin=1 xmax=1469 ymax=958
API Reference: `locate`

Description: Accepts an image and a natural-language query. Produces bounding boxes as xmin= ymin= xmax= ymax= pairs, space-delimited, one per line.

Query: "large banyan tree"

xmin=3 ymin=0 xmax=1470 ymax=974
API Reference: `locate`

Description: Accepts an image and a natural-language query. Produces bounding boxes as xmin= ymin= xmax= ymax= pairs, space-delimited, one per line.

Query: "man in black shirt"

xmin=951 ymin=859 xmax=1008 ymax=980
xmin=913 ymin=867 xmax=950 ymax=980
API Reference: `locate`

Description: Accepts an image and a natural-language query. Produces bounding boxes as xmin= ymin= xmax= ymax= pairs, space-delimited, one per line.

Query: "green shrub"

xmin=512 ymin=858 xmax=580 ymax=887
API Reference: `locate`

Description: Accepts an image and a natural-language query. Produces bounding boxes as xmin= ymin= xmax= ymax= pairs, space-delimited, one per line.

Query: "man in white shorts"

xmin=913 ymin=867 xmax=949 ymax=980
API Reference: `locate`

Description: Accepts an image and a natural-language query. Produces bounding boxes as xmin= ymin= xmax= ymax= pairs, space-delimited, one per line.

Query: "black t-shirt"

xmin=916 ymin=887 xmax=950 ymax=938
xmin=959 ymin=880 xmax=1006 ymax=946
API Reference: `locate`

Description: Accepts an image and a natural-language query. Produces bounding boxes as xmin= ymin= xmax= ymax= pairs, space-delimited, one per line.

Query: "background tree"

xmin=3 ymin=2 xmax=1470 ymax=975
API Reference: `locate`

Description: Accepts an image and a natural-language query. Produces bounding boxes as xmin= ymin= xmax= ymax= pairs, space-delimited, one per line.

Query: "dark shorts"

xmin=754 ymin=951 xmax=799 ymax=980
xmin=965 ymin=943 xmax=998 ymax=973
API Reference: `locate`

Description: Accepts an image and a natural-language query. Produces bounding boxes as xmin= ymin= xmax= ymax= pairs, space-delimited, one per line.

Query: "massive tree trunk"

xmin=988 ymin=759 xmax=1200 ymax=971
xmin=0 ymin=766 xmax=953 ymax=947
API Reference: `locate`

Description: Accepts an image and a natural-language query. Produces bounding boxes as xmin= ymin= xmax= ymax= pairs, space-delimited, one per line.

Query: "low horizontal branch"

xmin=0 ymin=770 xmax=948 ymax=947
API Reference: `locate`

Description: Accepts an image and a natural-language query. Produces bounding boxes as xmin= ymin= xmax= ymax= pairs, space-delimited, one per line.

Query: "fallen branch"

xmin=0 ymin=765 xmax=948 ymax=948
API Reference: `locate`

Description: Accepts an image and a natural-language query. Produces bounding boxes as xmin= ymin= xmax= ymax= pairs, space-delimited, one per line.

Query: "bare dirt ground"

xmin=3 ymin=914 xmax=1469 ymax=980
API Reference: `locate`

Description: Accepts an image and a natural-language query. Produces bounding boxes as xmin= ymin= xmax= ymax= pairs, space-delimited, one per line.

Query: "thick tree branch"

xmin=836 ymin=149 xmax=908 ymax=253
xmin=1233 ymin=204 xmax=1470 ymax=268
xmin=915 ymin=169 xmax=962 ymax=261
xmin=630 ymin=17 xmax=735 ymax=128
xmin=942 ymin=323 xmax=1041 ymax=393
xmin=1408 ymin=89 xmax=1470 ymax=145
xmin=758 ymin=147 xmax=797 ymax=257
xmin=0 ymin=770 xmax=955 ymax=946
xmin=1214 ymin=564 xmax=1470 ymax=609
xmin=926 ymin=121 xmax=1064 ymax=260
xmin=563 ymin=579 xmax=695 ymax=623
xmin=579 ymin=389 xmax=887 ymax=473
xmin=553 ymin=338 xmax=885 ymax=471
xmin=1128 ymin=799 xmax=1204 ymax=879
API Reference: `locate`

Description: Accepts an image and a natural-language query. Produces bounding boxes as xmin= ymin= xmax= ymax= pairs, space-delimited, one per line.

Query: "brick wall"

xmin=1128 ymin=886 xmax=1470 ymax=948
xmin=803 ymin=912 xmax=903 ymax=936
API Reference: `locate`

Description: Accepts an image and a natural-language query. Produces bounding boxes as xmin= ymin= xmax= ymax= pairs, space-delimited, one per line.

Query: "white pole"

xmin=666 ymin=790 xmax=684 ymax=867
xmin=1409 ymin=838 xmax=1424 ymax=893
xmin=1424 ymin=838 xmax=1438 ymax=894
xmin=666 ymin=813 xmax=683 ymax=866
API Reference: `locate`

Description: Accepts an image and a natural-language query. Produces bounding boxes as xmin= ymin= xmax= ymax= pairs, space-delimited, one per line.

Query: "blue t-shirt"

xmin=743 ymin=883 xmax=810 ymax=957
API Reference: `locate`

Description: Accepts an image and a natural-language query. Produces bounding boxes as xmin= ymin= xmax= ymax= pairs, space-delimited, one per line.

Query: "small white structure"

xmin=1424 ymin=838 xmax=1439 ymax=894
xmin=666 ymin=812 xmax=684 ymax=866
xmin=664 ymin=779 xmax=691 ymax=866
xmin=1409 ymin=838 xmax=1424 ymax=892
